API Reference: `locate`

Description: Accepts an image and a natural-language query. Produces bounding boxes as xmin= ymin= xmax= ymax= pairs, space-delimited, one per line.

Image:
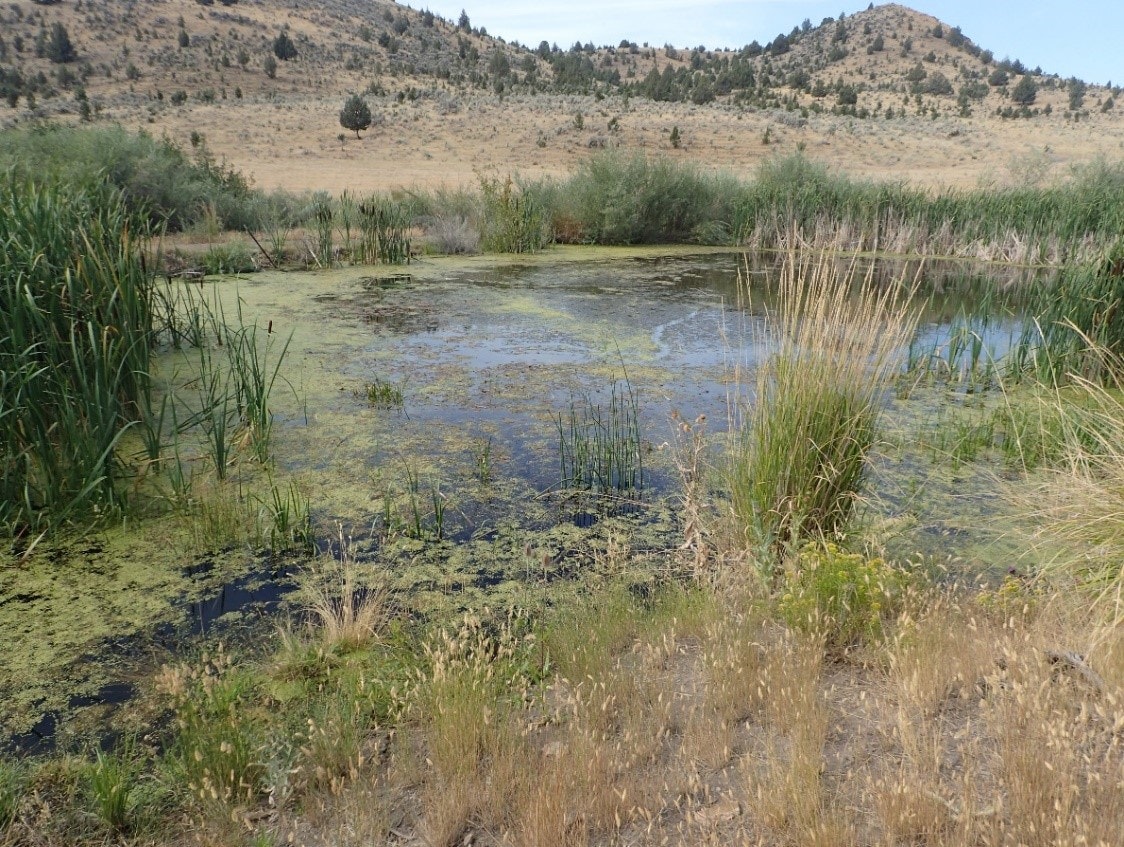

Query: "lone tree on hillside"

xmin=339 ymin=93 xmax=372 ymax=138
xmin=46 ymin=23 xmax=77 ymax=63
xmin=1011 ymin=74 xmax=1038 ymax=106
xmin=273 ymin=31 xmax=298 ymax=61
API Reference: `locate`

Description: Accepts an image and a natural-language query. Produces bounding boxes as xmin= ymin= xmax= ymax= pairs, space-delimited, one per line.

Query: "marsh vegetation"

xmin=3 ymin=133 xmax=1124 ymax=845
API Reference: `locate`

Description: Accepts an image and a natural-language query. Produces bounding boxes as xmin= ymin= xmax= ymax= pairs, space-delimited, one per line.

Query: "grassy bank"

xmin=1 ymin=547 xmax=1120 ymax=846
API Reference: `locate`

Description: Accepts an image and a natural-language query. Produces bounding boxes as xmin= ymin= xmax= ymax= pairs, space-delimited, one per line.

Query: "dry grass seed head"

xmin=741 ymin=631 xmax=829 ymax=836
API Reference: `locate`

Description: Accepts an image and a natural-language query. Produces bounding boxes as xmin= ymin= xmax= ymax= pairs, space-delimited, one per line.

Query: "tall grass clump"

xmin=357 ymin=194 xmax=412 ymax=264
xmin=221 ymin=305 xmax=292 ymax=464
xmin=0 ymin=173 xmax=156 ymax=533
xmin=731 ymin=248 xmax=918 ymax=554
xmin=85 ymin=740 xmax=139 ymax=834
xmin=1010 ymin=346 xmax=1124 ymax=596
xmin=557 ymin=378 xmax=644 ymax=495
xmin=478 ymin=176 xmax=550 ymax=253
xmin=158 ymin=648 xmax=265 ymax=810
xmin=737 ymin=153 xmax=891 ymax=239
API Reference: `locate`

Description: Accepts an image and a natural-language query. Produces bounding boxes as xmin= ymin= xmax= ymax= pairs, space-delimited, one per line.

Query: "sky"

xmin=417 ymin=1 xmax=1122 ymax=86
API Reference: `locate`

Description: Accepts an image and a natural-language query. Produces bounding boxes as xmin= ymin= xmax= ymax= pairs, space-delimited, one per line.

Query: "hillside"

xmin=1 ymin=1 xmax=1122 ymax=191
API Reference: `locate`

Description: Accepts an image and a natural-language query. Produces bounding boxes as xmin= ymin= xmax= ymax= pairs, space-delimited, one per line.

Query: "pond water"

xmin=1 ymin=247 xmax=1038 ymax=751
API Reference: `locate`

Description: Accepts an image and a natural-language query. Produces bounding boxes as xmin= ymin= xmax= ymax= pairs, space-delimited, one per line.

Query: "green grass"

xmin=201 ymin=242 xmax=257 ymax=275
xmin=0 ymin=760 xmax=25 ymax=831
xmin=85 ymin=741 xmax=138 ymax=834
xmin=557 ymin=377 xmax=644 ymax=495
xmin=731 ymin=250 xmax=918 ymax=556
xmin=162 ymin=653 xmax=266 ymax=809
xmin=1014 ymin=239 xmax=1124 ymax=383
xmin=361 ymin=376 xmax=406 ymax=409
xmin=0 ymin=173 xmax=156 ymax=533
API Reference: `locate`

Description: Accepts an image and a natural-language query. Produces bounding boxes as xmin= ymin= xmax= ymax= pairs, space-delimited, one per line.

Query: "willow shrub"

xmin=549 ymin=152 xmax=739 ymax=244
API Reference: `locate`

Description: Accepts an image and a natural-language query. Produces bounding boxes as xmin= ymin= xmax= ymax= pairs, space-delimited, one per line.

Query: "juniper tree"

xmin=1011 ymin=74 xmax=1037 ymax=106
xmin=273 ymin=31 xmax=297 ymax=61
xmin=46 ymin=22 xmax=76 ymax=63
xmin=339 ymin=93 xmax=371 ymax=138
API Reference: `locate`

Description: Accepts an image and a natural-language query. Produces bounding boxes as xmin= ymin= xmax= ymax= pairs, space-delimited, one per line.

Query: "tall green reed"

xmin=313 ymin=200 xmax=334 ymax=267
xmin=221 ymin=302 xmax=292 ymax=464
xmin=0 ymin=173 xmax=155 ymax=532
xmin=357 ymin=194 xmax=412 ymax=264
xmin=479 ymin=175 xmax=549 ymax=253
xmin=1013 ymin=239 xmax=1124 ymax=383
xmin=557 ymin=377 xmax=644 ymax=495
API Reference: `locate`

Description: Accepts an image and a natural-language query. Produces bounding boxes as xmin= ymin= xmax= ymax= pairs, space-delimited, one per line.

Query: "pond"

xmin=0 ymin=246 xmax=1039 ymax=751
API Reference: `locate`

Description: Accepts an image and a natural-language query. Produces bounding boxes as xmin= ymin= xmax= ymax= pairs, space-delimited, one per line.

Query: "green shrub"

xmin=550 ymin=152 xmax=736 ymax=244
xmin=0 ymin=124 xmax=255 ymax=231
xmin=778 ymin=542 xmax=903 ymax=651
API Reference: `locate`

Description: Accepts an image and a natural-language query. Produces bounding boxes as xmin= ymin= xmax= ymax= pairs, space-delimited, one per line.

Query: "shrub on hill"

xmin=45 ymin=23 xmax=76 ymax=64
xmin=273 ymin=32 xmax=297 ymax=61
xmin=1011 ymin=74 xmax=1038 ymax=105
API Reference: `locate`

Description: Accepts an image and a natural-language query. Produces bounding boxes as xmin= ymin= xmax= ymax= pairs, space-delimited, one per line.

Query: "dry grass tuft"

xmin=303 ymin=529 xmax=393 ymax=651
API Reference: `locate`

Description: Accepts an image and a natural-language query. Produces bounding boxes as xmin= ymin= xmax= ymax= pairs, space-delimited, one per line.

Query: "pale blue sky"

xmin=417 ymin=1 xmax=1122 ymax=86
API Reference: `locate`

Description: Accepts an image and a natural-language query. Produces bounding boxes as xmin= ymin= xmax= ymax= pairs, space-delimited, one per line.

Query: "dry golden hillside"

xmin=1 ymin=0 xmax=1122 ymax=192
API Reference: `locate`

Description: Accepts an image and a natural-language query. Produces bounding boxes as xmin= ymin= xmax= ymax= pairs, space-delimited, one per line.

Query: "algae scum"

xmin=1 ymin=249 xmax=1032 ymax=750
